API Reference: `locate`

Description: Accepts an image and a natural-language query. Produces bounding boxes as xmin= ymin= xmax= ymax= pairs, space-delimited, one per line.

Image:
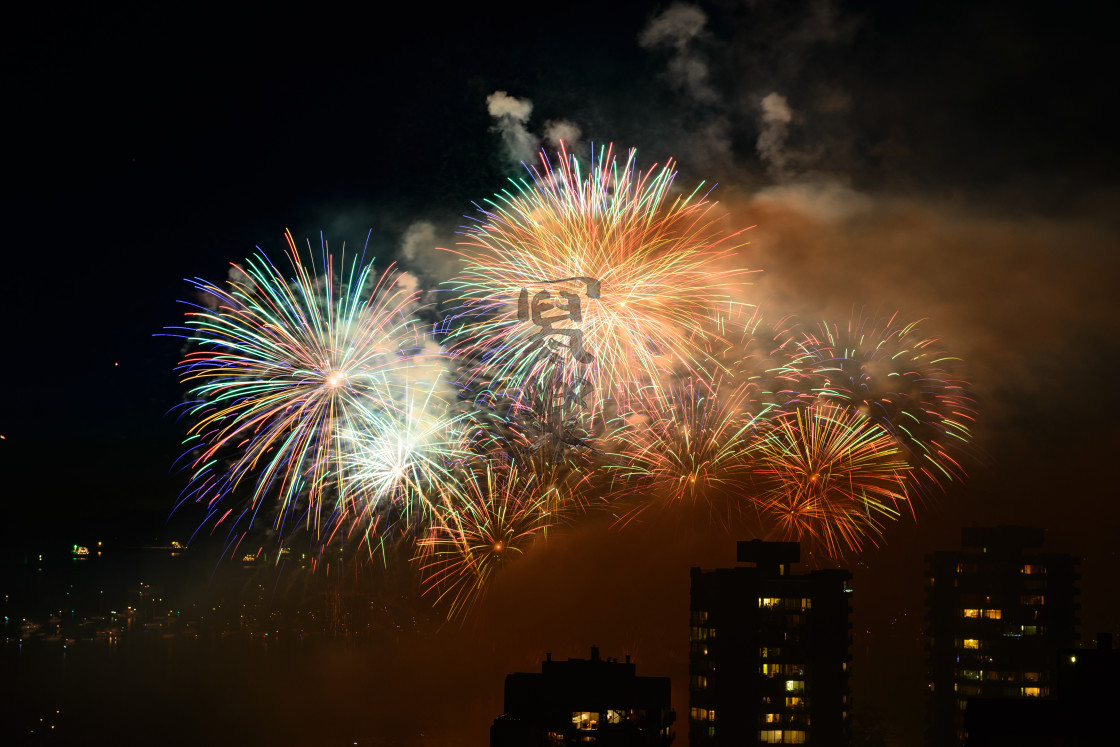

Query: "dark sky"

xmin=3 ymin=2 xmax=1118 ymax=745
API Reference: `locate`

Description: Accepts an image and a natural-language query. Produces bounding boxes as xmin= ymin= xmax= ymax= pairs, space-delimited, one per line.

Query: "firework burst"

xmin=415 ymin=458 xmax=560 ymax=621
xmin=170 ymin=230 xmax=431 ymax=549
xmin=708 ymin=307 xmax=815 ymax=414
xmin=337 ymin=375 xmax=473 ymax=550
xmin=748 ymin=401 xmax=911 ymax=556
xmin=443 ymin=143 xmax=754 ymax=417
xmin=609 ymin=378 xmax=761 ymax=522
xmin=789 ymin=313 xmax=976 ymax=491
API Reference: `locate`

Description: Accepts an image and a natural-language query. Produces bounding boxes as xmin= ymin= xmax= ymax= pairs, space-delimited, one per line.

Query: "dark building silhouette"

xmin=490 ymin=647 xmax=675 ymax=746
xmin=689 ymin=540 xmax=853 ymax=746
xmin=925 ymin=526 xmax=1080 ymax=746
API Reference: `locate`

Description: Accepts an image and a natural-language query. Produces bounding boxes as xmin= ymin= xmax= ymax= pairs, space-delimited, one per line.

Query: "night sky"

xmin=3 ymin=2 xmax=1118 ymax=745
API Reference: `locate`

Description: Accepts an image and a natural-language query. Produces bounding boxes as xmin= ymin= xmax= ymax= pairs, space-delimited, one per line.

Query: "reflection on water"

xmin=2 ymin=544 xmax=437 ymax=746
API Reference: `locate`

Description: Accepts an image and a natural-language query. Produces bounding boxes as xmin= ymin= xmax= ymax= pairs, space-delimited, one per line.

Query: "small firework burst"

xmin=748 ymin=402 xmax=911 ymax=556
xmin=789 ymin=313 xmax=976 ymax=492
xmin=610 ymin=378 xmax=760 ymax=521
xmin=415 ymin=458 xmax=559 ymax=621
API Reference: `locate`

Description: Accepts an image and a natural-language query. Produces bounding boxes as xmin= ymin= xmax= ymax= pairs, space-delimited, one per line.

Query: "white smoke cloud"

xmin=395 ymin=271 xmax=420 ymax=295
xmin=399 ymin=220 xmax=460 ymax=283
xmin=638 ymin=3 xmax=717 ymax=104
xmin=542 ymin=119 xmax=583 ymax=151
xmin=790 ymin=0 xmax=855 ymax=45
xmin=675 ymin=116 xmax=736 ymax=175
xmin=757 ymin=92 xmax=794 ymax=179
xmin=638 ymin=2 xmax=706 ymax=49
xmin=486 ymin=90 xmax=539 ymax=166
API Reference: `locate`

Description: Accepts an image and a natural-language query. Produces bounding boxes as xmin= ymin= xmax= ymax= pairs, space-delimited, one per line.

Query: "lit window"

xmin=572 ymin=712 xmax=599 ymax=731
xmin=693 ymin=610 xmax=709 ymax=623
xmin=760 ymin=597 xmax=781 ymax=608
xmin=1022 ymin=687 xmax=1042 ymax=697
xmin=690 ymin=675 xmax=708 ymax=690
xmin=961 ymin=669 xmax=982 ymax=680
xmin=763 ymin=713 xmax=780 ymax=723
xmin=785 ymin=696 xmax=805 ymax=708
xmin=1021 ymin=564 xmax=1046 ymax=575
xmin=1021 ymin=625 xmax=1044 ymax=635
xmin=1024 ymin=672 xmax=1040 ymax=682
xmin=785 ymin=680 xmax=805 ymax=693
xmin=785 ymin=730 xmax=807 ymax=744
xmin=1021 ymin=595 xmax=1045 ymax=605
xmin=691 ymin=626 xmax=709 ymax=641
xmin=606 ymin=710 xmax=622 ymax=725
xmin=983 ymin=609 xmax=1002 ymax=620
xmin=759 ymin=730 xmax=783 ymax=744
xmin=962 ymin=608 xmax=980 ymax=618
xmin=961 ymin=638 xmax=980 ymax=650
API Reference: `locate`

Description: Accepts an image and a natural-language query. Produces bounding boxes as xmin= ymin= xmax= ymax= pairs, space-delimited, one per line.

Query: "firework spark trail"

xmin=169 ymin=230 xmax=436 ymax=549
xmin=748 ymin=401 xmax=911 ymax=557
xmin=788 ymin=313 xmax=976 ymax=492
xmin=414 ymin=457 xmax=559 ymax=621
xmin=608 ymin=377 xmax=763 ymax=524
xmin=705 ymin=306 xmax=816 ymax=416
xmin=442 ymin=143 xmax=756 ymax=419
xmin=338 ymin=374 xmax=474 ymax=549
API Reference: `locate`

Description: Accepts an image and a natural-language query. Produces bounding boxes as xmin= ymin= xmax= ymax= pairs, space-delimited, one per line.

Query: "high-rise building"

xmin=925 ymin=526 xmax=1080 ymax=746
xmin=962 ymin=633 xmax=1120 ymax=745
xmin=490 ymin=647 xmax=675 ymax=746
xmin=689 ymin=540 xmax=853 ymax=746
